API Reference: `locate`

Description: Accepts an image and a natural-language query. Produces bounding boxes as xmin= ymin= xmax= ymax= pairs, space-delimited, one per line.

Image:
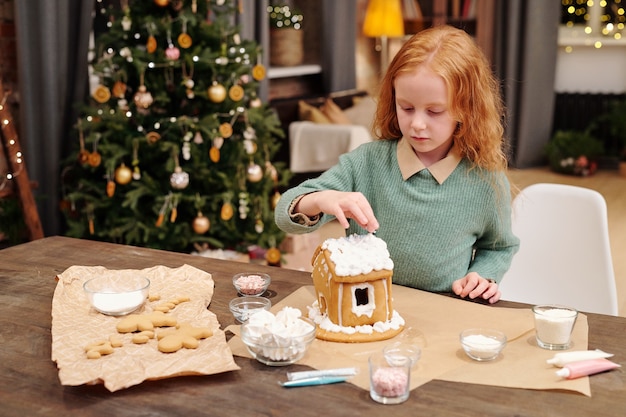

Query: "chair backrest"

xmin=499 ymin=183 xmax=618 ymax=316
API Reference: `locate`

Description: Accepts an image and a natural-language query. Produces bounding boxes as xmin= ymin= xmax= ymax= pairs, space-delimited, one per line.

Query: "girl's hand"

xmin=452 ymin=272 xmax=501 ymax=304
xmin=297 ymin=190 xmax=379 ymax=233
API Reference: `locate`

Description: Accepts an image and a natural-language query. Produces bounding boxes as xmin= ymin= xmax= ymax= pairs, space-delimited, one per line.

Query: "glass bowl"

xmin=229 ymin=296 xmax=271 ymax=323
xmin=460 ymin=328 xmax=507 ymax=361
xmin=83 ymin=275 xmax=150 ymax=316
xmin=383 ymin=341 xmax=421 ymax=367
xmin=240 ymin=315 xmax=316 ymax=366
xmin=232 ymin=272 xmax=271 ymax=296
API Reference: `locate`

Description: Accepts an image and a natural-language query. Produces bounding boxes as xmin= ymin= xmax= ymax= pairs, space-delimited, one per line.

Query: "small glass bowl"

xmin=229 ymin=296 xmax=271 ymax=323
xmin=232 ymin=272 xmax=271 ymax=296
xmin=460 ymin=328 xmax=507 ymax=361
xmin=383 ymin=341 xmax=421 ymax=367
xmin=83 ymin=275 xmax=150 ymax=316
xmin=240 ymin=316 xmax=316 ymax=366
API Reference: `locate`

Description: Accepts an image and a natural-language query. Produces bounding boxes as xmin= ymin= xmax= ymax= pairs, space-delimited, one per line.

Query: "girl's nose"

xmin=410 ymin=113 xmax=426 ymax=131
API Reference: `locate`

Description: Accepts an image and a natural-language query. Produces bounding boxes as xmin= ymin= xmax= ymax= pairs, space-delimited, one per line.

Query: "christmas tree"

xmin=60 ymin=0 xmax=290 ymax=264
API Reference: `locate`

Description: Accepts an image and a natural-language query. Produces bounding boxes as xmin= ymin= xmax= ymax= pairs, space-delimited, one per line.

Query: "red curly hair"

xmin=374 ymin=25 xmax=508 ymax=172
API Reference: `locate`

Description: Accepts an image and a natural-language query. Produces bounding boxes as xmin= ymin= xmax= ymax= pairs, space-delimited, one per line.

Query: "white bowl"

xmin=229 ymin=296 xmax=271 ymax=323
xmin=460 ymin=328 xmax=507 ymax=361
xmin=83 ymin=275 xmax=150 ymax=316
xmin=240 ymin=316 xmax=316 ymax=366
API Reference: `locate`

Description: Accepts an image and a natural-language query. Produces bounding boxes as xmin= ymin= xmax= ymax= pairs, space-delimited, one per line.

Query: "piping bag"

xmin=280 ymin=368 xmax=358 ymax=387
xmin=547 ymin=349 xmax=614 ymax=367
xmin=280 ymin=376 xmax=350 ymax=387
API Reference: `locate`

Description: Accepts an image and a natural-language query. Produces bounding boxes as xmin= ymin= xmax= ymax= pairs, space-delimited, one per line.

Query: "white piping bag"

xmin=547 ymin=349 xmax=614 ymax=367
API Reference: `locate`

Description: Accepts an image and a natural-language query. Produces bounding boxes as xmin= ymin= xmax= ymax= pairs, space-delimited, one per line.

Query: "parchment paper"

xmin=52 ymin=264 xmax=240 ymax=392
xmin=227 ymin=285 xmax=591 ymax=396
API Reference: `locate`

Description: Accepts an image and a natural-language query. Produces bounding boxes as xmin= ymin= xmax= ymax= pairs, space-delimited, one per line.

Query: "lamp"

xmin=363 ymin=0 xmax=405 ymax=73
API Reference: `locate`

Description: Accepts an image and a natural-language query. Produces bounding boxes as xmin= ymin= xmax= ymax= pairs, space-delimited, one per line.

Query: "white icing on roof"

xmin=321 ymin=233 xmax=394 ymax=276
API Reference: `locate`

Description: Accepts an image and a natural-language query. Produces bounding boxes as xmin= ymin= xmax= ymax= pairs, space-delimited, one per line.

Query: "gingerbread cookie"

xmin=157 ymin=323 xmax=213 ymax=353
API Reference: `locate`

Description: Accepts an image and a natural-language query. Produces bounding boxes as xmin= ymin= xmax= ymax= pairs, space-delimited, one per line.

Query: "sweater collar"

xmin=397 ymin=137 xmax=462 ymax=184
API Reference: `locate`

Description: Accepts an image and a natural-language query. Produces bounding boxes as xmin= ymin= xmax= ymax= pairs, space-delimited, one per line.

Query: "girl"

xmin=275 ymin=25 xmax=519 ymax=304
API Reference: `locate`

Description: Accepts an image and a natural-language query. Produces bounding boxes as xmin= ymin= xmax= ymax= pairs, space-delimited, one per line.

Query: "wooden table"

xmin=1 ymin=236 xmax=625 ymax=417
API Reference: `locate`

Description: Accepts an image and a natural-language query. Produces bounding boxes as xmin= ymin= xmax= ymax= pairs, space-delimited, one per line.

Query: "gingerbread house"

xmin=310 ymin=234 xmax=403 ymax=342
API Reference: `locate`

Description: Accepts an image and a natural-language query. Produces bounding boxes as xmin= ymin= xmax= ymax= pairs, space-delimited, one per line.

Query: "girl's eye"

xmin=429 ymin=109 xmax=444 ymax=115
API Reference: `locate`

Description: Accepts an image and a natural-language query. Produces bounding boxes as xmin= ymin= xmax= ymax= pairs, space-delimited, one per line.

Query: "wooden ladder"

xmin=0 ymin=80 xmax=44 ymax=241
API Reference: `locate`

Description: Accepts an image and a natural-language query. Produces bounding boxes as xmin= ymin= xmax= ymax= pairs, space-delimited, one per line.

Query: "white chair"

xmin=499 ymin=183 xmax=619 ymax=316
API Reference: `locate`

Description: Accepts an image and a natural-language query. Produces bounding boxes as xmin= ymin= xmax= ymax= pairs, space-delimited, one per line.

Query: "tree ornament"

xmin=266 ymin=247 xmax=281 ymax=266
xmin=88 ymin=151 xmax=101 ymax=167
xmin=265 ymin=160 xmax=278 ymax=183
xmin=93 ymin=85 xmax=111 ymax=103
xmin=252 ymin=64 xmax=266 ymax=81
xmin=193 ymin=131 xmax=203 ymax=144
xmin=146 ymin=131 xmax=161 ymax=144
xmin=228 ymin=84 xmax=244 ymax=102
xmin=121 ymin=15 xmax=132 ymax=31
xmin=132 ymin=139 xmax=141 ymax=180
xmin=112 ymin=80 xmax=127 ymax=98
xmin=165 ymin=44 xmax=180 ymax=60
xmin=243 ymin=139 xmax=257 ymax=154
xmin=114 ymin=163 xmax=132 ymax=185
xmin=154 ymin=0 xmax=169 ymax=7
xmin=254 ymin=218 xmax=264 ymax=234
xmin=246 ymin=162 xmax=263 ymax=182
xmin=76 ymin=119 xmax=89 ymax=164
xmin=178 ymin=18 xmax=192 ymax=48
xmin=250 ymin=97 xmax=262 ymax=108
xmin=134 ymin=85 xmax=154 ymax=109
xmin=207 ymin=81 xmax=227 ymax=103
xmin=220 ymin=201 xmax=234 ymax=221
xmin=271 ymin=190 xmax=281 ymax=209
xmin=209 ymin=146 xmax=220 ymax=163
xmin=146 ymin=35 xmax=157 ymax=53
xmin=170 ymin=166 xmax=189 ymax=189
xmin=192 ymin=212 xmax=210 ymax=234
xmin=170 ymin=151 xmax=189 ymax=189
xmin=218 ymin=122 xmax=233 ymax=138
xmin=238 ymin=191 xmax=249 ymax=219
xmin=106 ymin=178 xmax=116 ymax=198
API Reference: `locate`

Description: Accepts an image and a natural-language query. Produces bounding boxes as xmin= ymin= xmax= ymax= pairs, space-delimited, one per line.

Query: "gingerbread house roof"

xmin=311 ymin=234 xmax=394 ymax=283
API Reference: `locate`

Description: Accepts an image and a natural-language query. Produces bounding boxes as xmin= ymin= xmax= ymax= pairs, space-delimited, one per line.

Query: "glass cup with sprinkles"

xmin=369 ymin=350 xmax=411 ymax=404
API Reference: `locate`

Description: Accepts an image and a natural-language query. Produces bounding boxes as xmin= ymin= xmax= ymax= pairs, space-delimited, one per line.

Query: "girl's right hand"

xmin=297 ymin=190 xmax=379 ymax=233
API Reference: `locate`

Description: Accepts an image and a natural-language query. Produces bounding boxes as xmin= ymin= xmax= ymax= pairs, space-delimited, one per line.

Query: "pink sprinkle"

xmin=236 ymin=274 xmax=266 ymax=295
xmin=372 ymin=367 xmax=408 ymax=397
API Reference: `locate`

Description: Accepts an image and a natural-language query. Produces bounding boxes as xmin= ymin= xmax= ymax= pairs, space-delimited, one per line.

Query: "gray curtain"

xmin=14 ymin=0 xmax=95 ymax=236
xmin=494 ymin=0 xmax=561 ymax=168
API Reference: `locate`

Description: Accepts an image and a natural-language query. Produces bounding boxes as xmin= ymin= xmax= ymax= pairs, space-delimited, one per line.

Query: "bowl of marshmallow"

xmin=240 ymin=306 xmax=316 ymax=366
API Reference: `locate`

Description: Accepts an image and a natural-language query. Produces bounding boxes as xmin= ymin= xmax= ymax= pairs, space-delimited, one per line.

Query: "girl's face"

xmin=394 ymin=65 xmax=457 ymax=165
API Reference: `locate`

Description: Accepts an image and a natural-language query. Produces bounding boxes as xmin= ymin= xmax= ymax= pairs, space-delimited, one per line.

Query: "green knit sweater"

xmin=275 ymin=140 xmax=520 ymax=292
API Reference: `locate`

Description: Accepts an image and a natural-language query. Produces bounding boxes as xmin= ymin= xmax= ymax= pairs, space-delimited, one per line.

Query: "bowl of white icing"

xmin=83 ymin=275 xmax=150 ymax=316
xmin=460 ymin=328 xmax=507 ymax=361
xmin=240 ymin=306 xmax=316 ymax=366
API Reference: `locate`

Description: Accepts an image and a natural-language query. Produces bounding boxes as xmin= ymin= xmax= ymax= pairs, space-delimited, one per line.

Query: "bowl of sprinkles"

xmin=232 ymin=272 xmax=271 ymax=296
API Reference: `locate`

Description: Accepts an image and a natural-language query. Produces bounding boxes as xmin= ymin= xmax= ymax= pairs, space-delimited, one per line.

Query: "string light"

xmin=0 ymin=101 xmax=25 ymax=191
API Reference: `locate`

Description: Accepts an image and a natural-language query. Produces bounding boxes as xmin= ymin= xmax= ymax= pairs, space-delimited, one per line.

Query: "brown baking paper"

xmin=52 ymin=264 xmax=240 ymax=392
xmin=227 ymin=285 xmax=591 ymax=396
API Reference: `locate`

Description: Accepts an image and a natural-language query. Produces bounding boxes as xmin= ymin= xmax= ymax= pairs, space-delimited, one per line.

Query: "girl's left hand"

xmin=452 ymin=272 xmax=501 ymax=304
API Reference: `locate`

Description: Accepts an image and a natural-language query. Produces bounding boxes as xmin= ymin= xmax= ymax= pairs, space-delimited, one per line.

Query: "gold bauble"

xmin=154 ymin=0 xmax=169 ymax=7
xmin=220 ymin=202 xmax=234 ymax=221
xmin=247 ymin=163 xmax=263 ymax=182
xmin=114 ymin=163 xmax=133 ymax=185
xmin=192 ymin=213 xmax=210 ymax=234
xmin=207 ymin=82 xmax=227 ymax=103
xmin=271 ymin=190 xmax=281 ymax=209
